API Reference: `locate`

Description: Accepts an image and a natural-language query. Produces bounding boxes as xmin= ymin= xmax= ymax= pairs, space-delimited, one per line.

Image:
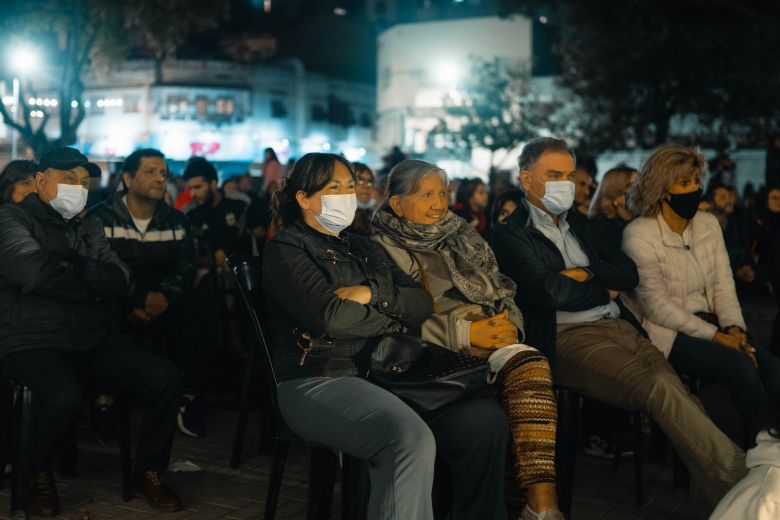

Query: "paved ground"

xmin=1 ymin=296 xmax=775 ymax=519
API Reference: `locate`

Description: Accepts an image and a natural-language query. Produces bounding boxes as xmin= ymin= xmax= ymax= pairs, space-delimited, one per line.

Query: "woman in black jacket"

xmin=262 ymin=153 xmax=510 ymax=520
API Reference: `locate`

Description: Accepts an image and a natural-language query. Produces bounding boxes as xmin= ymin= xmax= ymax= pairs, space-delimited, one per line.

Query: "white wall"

xmin=376 ymin=15 xmax=532 ymax=154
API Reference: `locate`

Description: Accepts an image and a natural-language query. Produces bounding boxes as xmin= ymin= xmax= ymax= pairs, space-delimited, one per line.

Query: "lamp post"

xmin=8 ymin=45 xmax=39 ymax=159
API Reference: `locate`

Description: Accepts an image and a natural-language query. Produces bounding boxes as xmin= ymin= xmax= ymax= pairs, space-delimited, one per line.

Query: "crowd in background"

xmin=0 ymin=138 xmax=779 ymax=520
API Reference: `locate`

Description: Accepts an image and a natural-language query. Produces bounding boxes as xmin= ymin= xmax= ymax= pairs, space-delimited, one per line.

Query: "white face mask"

xmin=357 ymin=197 xmax=377 ymax=211
xmin=538 ymin=180 xmax=575 ymax=215
xmin=49 ymin=184 xmax=88 ymax=220
xmin=314 ymin=193 xmax=357 ymax=234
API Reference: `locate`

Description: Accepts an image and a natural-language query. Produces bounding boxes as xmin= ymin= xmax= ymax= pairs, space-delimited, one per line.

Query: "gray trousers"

xmin=555 ymin=319 xmax=746 ymax=504
xmin=278 ymin=376 xmax=508 ymax=520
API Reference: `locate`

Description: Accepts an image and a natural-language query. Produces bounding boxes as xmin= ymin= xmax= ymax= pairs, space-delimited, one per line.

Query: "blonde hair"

xmin=627 ymin=145 xmax=705 ymax=218
xmin=589 ymin=166 xmax=637 ymax=219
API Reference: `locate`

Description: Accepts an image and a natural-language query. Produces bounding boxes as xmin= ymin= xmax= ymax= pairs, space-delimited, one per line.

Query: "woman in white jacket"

xmin=622 ymin=145 xmax=780 ymax=442
xmin=711 ymin=419 xmax=780 ymax=519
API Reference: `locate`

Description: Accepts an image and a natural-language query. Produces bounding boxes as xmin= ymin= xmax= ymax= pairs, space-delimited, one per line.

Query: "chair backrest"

xmin=227 ymin=255 xmax=281 ymax=411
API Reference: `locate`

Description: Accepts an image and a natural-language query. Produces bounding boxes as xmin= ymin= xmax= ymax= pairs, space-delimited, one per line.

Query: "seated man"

xmin=87 ymin=148 xmax=219 ymax=438
xmin=703 ymin=181 xmax=757 ymax=289
xmin=182 ymin=157 xmax=249 ymax=261
xmin=0 ymin=147 xmax=183 ymax=516
xmin=492 ymin=137 xmax=746 ymax=505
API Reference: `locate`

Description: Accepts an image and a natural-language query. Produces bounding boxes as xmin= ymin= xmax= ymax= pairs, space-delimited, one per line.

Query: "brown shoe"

xmin=133 ymin=470 xmax=183 ymax=512
xmin=31 ymin=471 xmax=60 ymax=518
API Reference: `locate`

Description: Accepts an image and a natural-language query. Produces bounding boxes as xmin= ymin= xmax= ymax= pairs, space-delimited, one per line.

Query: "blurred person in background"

xmin=756 ymin=183 xmax=780 ymax=355
xmin=588 ymin=166 xmax=638 ymax=250
xmin=347 ymin=161 xmax=377 ymax=236
xmin=0 ymin=159 xmax=38 ymax=204
xmin=572 ymin=167 xmax=595 ymax=217
xmin=261 ymin=147 xmax=283 ymax=193
xmin=703 ymin=181 xmax=757 ymax=288
xmin=452 ymin=178 xmax=490 ymax=237
xmin=490 ymin=189 xmax=524 ymax=225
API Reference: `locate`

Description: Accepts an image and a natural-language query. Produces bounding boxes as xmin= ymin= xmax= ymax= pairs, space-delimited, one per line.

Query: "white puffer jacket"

xmin=710 ymin=430 xmax=780 ymax=520
xmin=622 ymin=211 xmax=745 ymax=357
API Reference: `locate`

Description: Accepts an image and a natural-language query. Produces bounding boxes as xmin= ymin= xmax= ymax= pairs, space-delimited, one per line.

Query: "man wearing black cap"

xmin=0 ymin=147 xmax=185 ymax=516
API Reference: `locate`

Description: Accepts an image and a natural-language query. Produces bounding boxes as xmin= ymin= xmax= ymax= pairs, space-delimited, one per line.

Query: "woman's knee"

xmin=392 ymin=412 xmax=437 ymax=465
xmin=456 ymin=398 xmax=510 ymax=448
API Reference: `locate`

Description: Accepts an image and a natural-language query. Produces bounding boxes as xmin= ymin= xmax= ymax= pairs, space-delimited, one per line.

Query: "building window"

xmin=216 ymin=97 xmax=234 ymax=115
xmin=165 ymin=95 xmax=191 ymax=117
xmin=123 ymin=96 xmax=140 ymax=113
xmin=195 ymin=96 xmax=209 ymax=117
xmin=270 ymin=99 xmax=287 ymax=118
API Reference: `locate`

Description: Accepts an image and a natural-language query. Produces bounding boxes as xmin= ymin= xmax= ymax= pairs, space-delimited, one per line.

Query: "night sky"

xmin=179 ymin=0 xmax=378 ymax=84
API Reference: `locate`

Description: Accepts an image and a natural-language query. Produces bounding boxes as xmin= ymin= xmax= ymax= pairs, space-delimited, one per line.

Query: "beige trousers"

xmin=555 ymin=319 xmax=746 ymax=504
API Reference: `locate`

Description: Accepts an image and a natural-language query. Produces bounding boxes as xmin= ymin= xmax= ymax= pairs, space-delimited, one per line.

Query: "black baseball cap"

xmin=38 ymin=147 xmax=102 ymax=178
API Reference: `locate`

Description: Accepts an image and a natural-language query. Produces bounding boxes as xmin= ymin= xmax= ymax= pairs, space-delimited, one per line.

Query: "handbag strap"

xmin=408 ymin=251 xmax=439 ymax=314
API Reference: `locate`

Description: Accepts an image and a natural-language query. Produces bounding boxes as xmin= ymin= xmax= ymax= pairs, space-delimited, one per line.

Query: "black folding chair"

xmin=227 ymin=256 xmax=369 ymax=520
xmin=0 ymin=376 xmax=32 ymax=520
xmin=0 ymin=376 xmax=133 ymax=520
xmin=555 ymin=386 xmax=644 ymax=518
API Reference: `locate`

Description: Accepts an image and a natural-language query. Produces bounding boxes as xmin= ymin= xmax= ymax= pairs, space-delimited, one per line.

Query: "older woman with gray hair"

xmin=622 ymin=145 xmax=780 ymax=445
xmin=372 ymin=159 xmax=561 ymax=520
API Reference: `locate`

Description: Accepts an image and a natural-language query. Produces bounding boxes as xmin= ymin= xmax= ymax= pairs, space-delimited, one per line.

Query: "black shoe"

xmin=177 ymin=395 xmax=207 ymax=438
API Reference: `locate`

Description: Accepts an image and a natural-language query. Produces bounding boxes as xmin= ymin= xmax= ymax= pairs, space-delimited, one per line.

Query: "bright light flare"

xmin=435 ymin=62 xmax=461 ymax=86
xmin=8 ymin=45 xmax=39 ymax=75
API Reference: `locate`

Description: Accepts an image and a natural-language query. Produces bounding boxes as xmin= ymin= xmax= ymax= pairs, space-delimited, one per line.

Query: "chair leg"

xmin=0 ymin=384 xmax=12 ymax=492
xmin=672 ymin=449 xmax=690 ymax=491
xmin=632 ymin=411 xmax=643 ymax=505
xmin=264 ymin=439 xmax=289 ymax=520
xmin=258 ymin=403 xmax=276 ymax=455
xmin=57 ymin=420 xmax=79 ymax=479
xmin=11 ymin=386 xmax=32 ymax=519
xmin=231 ymin=351 xmax=255 ymax=469
xmin=118 ymin=397 xmax=133 ymax=502
xmin=341 ymin=455 xmax=370 ymax=520
xmin=307 ymin=448 xmax=337 ymax=520
xmin=555 ymin=388 xmax=579 ymax=518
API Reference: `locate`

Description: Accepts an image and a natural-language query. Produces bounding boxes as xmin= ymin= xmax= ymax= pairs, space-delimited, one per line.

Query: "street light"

xmin=8 ymin=45 xmax=39 ymax=159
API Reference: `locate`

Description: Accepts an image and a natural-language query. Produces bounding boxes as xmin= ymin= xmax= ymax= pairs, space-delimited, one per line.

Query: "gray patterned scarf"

xmin=372 ymin=207 xmax=524 ymax=335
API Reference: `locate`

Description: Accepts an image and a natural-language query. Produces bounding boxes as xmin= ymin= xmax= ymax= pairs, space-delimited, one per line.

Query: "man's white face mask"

xmin=49 ymin=184 xmax=88 ymax=220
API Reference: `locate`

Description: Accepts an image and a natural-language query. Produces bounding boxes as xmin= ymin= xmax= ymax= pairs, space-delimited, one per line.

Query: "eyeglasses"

xmin=356 ymin=178 xmax=374 ymax=187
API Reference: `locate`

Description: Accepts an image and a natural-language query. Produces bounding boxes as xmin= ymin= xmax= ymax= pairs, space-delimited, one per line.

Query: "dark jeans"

xmin=668 ymin=332 xmax=780 ymax=438
xmin=0 ymin=335 xmax=183 ymax=474
xmin=425 ymin=394 xmax=509 ymax=520
xmin=124 ymin=286 xmax=220 ymax=395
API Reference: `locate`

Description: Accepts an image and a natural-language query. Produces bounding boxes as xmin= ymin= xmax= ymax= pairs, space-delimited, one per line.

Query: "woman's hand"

xmin=469 ymin=310 xmax=518 ymax=349
xmin=714 ymin=331 xmax=757 ymax=367
xmin=334 ymin=285 xmax=373 ymax=305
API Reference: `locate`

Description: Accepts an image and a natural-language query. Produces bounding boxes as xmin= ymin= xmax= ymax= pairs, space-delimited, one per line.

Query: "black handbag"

xmin=368 ymin=332 xmax=489 ymax=413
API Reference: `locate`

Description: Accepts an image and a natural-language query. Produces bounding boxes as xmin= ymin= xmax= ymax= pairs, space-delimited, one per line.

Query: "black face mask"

xmin=666 ymin=189 xmax=702 ymax=220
